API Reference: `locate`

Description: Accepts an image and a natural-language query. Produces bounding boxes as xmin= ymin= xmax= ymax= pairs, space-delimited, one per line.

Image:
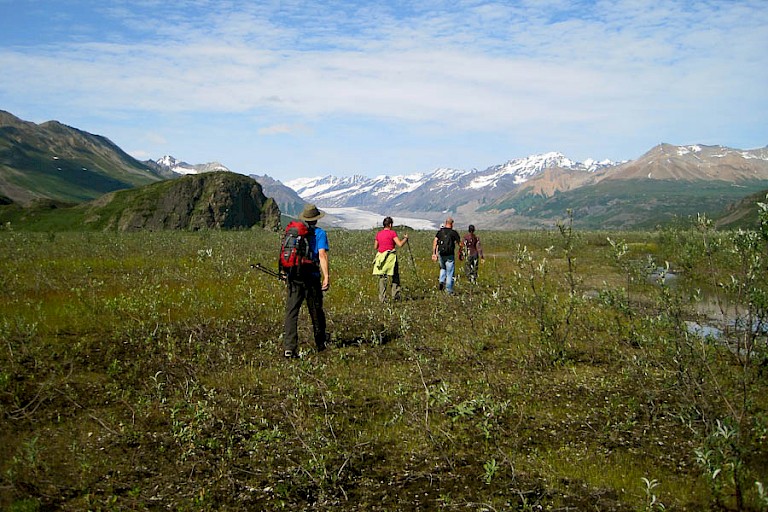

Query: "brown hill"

xmin=596 ymin=143 xmax=768 ymax=183
xmin=513 ymin=167 xmax=598 ymax=198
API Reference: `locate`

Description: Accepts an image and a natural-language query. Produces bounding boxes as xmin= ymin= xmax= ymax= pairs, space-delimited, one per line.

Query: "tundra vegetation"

xmin=1 ymin=206 xmax=768 ymax=511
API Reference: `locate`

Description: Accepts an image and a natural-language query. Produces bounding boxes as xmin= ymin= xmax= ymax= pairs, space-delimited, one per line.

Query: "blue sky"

xmin=1 ymin=0 xmax=766 ymax=181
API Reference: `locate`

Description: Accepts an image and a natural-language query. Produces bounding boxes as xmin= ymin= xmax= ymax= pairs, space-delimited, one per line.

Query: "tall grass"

xmin=1 ymin=222 xmax=767 ymax=510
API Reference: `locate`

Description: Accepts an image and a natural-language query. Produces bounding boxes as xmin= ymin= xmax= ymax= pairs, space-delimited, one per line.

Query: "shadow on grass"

xmin=331 ymin=330 xmax=396 ymax=348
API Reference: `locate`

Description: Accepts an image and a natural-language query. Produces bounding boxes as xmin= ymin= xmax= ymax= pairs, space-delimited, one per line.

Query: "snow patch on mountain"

xmin=156 ymin=155 xmax=230 ymax=175
xmin=677 ymin=145 xmax=703 ymax=156
xmin=668 ymin=145 xmax=768 ymax=162
xmin=372 ymin=173 xmax=425 ymax=194
xmin=422 ymin=168 xmax=472 ymax=193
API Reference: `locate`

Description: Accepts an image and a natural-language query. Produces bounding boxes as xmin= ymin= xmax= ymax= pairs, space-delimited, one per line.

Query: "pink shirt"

xmin=375 ymin=229 xmax=398 ymax=252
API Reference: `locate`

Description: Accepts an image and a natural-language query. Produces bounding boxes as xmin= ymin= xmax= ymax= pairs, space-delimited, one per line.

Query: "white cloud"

xmin=129 ymin=149 xmax=153 ymax=160
xmin=257 ymin=123 xmax=312 ymax=136
xmin=1 ymin=0 xmax=766 ymax=175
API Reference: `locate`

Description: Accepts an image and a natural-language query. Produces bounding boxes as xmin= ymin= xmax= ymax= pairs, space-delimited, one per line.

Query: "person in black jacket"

xmin=431 ymin=217 xmax=462 ymax=294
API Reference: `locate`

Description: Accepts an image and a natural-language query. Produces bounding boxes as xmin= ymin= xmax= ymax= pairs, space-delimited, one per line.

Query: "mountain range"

xmin=283 ymin=145 xmax=768 ymax=229
xmin=2 ymin=109 xmax=768 ymax=230
xmin=286 ymin=152 xmax=616 ymax=210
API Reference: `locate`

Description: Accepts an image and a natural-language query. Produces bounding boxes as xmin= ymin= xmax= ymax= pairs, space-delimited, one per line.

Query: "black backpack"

xmin=436 ymin=228 xmax=455 ymax=256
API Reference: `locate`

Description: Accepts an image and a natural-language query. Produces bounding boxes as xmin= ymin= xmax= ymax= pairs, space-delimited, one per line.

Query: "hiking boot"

xmin=438 ymin=282 xmax=445 ymax=291
xmin=316 ymin=333 xmax=331 ymax=352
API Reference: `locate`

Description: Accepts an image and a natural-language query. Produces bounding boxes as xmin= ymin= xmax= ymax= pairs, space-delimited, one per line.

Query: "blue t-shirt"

xmin=309 ymin=226 xmax=329 ymax=264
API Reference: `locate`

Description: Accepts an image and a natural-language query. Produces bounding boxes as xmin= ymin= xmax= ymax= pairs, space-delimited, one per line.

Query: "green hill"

xmin=0 ymin=110 xmax=166 ymax=205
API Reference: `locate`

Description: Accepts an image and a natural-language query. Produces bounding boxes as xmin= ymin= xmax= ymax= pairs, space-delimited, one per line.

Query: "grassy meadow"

xmin=1 ymin=218 xmax=768 ymax=511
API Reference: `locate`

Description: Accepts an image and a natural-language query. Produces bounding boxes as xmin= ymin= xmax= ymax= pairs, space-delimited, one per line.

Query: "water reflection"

xmin=648 ymin=270 xmax=765 ymax=341
xmin=647 ymin=267 xmax=679 ymax=285
xmin=685 ymin=321 xmax=723 ymax=339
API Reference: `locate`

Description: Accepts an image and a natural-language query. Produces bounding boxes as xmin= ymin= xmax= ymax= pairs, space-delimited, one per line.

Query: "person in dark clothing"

xmin=431 ymin=217 xmax=462 ymax=294
xmin=282 ymin=204 xmax=330 ymax=358
xmin=461 ymin=224 xmax=484 ymax=284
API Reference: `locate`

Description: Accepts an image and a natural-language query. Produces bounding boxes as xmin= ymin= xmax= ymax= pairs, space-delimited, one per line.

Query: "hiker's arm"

xmin=394 ymin=233 xmax=408 ymax=247
xmin=477 ymin=239 xmax=484 ymax=260
xmin=374 ymin=238 xmax=379 ymax=251
xmin=319 ymin=248 xmax=330 ymax=291
xmin=431 ymin=237 xmax=438 ymax=261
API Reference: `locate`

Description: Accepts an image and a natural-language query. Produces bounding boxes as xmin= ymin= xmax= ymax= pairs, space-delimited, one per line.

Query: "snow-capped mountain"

xmin=154 ymin=155 xmax=231 ymax=175
xmin=286 ymin=172 xmax=437 ymax=208
xmin=599 ymin=144 xmax=768 ymax=182
xmin=468 ymin=152 xmax=614 ymax=190
xmin=286 ymin=152 xmax=613 ymax=213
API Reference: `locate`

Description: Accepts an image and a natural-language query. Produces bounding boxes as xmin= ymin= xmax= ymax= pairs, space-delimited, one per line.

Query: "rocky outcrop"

xmin=86 ymin=172 xmax=281 ymax=231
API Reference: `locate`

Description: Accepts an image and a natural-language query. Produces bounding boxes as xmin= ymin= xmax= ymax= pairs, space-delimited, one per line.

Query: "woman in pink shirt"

xmin=373 ymin=216 xmax=409 ymax=302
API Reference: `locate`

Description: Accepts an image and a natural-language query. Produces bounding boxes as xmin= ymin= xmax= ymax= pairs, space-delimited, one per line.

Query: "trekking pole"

xmin=250 ymin=263 xmax=286 ymax=281
xmin=405 ymin=238 xmax=419 ymax=279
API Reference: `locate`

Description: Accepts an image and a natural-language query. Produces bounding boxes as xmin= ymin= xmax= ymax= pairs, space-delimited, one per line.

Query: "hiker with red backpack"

xmin=461 ymin=224 xmax=484 ymax=284
xmin=279 ymin=204 xmax=330 ymax=358
xmin=373 ymin=216 xmax=409 ymax=302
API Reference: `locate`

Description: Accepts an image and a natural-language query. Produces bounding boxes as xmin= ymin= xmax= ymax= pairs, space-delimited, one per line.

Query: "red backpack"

xmin=278 ymin=221 xmax=314 ymax=272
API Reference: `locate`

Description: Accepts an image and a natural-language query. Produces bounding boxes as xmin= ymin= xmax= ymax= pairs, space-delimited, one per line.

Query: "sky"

xmin=1 ymin=0 xmax=766 ymax=182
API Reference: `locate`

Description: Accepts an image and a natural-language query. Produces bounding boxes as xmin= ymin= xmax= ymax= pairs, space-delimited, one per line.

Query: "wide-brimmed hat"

xmin=299 ymin=203 xmax=325 ymax=222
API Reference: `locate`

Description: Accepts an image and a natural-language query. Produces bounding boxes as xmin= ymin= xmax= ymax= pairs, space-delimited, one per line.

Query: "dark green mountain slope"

xmin=714 ymin=188 xmax=768 ymax=229
xmin=0 ymin=110 xmax=167 ymax=205
xmin=491 ymin=179 xmax=768 ymax=229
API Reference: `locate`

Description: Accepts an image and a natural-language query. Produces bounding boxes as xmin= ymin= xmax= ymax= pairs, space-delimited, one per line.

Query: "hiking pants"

xmin=283 ymin=274 xmax=326 ymax=353
xmin=378 ymin=260 xmax=401 ymax=302
xmin=438 ymin=254 xmax=456 ymax=293
xmin=465 ymin=254 xmax=479 ymax=283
